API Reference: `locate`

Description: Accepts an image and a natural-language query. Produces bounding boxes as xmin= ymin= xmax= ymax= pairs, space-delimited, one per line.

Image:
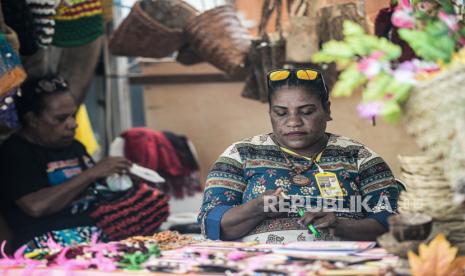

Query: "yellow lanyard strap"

xmin=280 ymin=147 xmax=324 ymax=173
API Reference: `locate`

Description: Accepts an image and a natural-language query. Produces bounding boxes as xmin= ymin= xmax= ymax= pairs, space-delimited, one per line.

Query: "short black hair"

xmin=267 ymin=68 xmax=329 ymax=109
xmin=16 ymin=75 xmax=71 ymax=126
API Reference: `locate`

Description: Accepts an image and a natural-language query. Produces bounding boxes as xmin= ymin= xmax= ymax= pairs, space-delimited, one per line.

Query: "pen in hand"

xmin=280 ymin=191 xmax=320 ymax=238
xmin=297 ymin=207 xmax=320 ymax=238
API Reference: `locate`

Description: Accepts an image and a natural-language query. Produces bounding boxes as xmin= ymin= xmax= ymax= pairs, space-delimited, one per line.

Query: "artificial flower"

xmin=392 ymin=0 xmax=415 ymax=29
xmin=357 ymin=102 xmax=384 ymax=119
xmin=358 ymin=51 xmax=385 ymax=79
xmin=438 ymin=11 xmax=459 ymax=32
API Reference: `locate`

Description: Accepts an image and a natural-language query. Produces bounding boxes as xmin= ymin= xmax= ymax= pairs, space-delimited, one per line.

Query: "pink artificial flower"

xmin=227 ymin=251 xmax=248 ymax=261
xmin=412 ymin=59 xmax=440 ymax=73
xmin=370 ymin=51 xmax=384 ymax=60
xmin=438 ymin=11 xmax=459 ymax=32
xmin=358 ymin=51 xmax=386 ymax=79
xmin=393 ymin=60 xmax=417 ymax=84
xmin=392 ymin=0 xmax=415 ymax=29
xmin=357 ymin=102 xmax=384 ymax=119
xmin=384 ymin=93 xmax=394 ymax=100
xmin=0 ymin=241 xmax=42 ymax=274
xmin=358 ymin=58 xmax=381 ymax=78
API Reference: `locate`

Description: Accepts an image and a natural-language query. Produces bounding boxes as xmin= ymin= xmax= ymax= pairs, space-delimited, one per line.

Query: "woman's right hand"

xmin=256 ymin=188 xmax=285 ymax=218
xmin=88 ymin=157 xmax=132 ymax=179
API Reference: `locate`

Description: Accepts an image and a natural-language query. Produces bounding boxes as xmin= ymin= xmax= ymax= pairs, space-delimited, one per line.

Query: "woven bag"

xmin=316 ymin=1 xmax=367 ymax=90
xmin=176 ymin=44 xmax=203 ymax=65
xmin=1 ymin=0 xmax=39 ymax=55
xmin=185 ymin=5 xmax=251 ymax=76
xmin=89 ymin=183 xmax=170 ymax=240
xmin=404 ymin=64 xmax=465 ymax=185
xmin=109 ymin=0 xmax=198 ymax=58
xmin=0 ymin=35 xmax=26 ymax=98
xmin=241 ymin=0 xmax=285 ymax=102
xmin=285 ymin=0 xmax=319 ymax=63
xmin=52 ymin=0 xmax=104 ymax=47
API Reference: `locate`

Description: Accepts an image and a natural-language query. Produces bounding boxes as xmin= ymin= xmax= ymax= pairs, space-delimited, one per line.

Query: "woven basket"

xmin=109 ymin=0 xmax=198 ymax=58
xmin=404 ymin=64 xmax=465 ymax=184
xmin=185 ymin=5 xmax=251 ymax=76
xmin=176 ymin=44 xmax=203 ymax=65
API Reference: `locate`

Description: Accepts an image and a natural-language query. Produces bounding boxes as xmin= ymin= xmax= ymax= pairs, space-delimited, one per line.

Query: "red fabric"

xmin=90 ymin=183 xmax=170 ymax=240
xmin=121 ymin=128 xmax=183 ymax=176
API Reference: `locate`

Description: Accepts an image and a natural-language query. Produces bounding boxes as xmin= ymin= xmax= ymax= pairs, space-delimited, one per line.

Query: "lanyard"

xmin=279 ymin=146 xmax=325 ymax=173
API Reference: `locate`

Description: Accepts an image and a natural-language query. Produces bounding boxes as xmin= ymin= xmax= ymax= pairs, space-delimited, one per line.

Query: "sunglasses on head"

xmin=34 ymin=76 xmax=68 ymax=94
xmin=268 ymin=69 xmax=320 ymax=81
xmin=267 ymin=68 xmax=328 ymax=94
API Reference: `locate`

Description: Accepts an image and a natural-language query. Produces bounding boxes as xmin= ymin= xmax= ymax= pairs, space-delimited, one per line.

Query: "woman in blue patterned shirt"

xmin=199 ymin=68 xmax=399 ymax=243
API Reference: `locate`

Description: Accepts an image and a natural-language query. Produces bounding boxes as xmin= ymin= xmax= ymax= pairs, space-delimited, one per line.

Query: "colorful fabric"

xmin=52 ymin=0 xmax=104 ymax=47
xmin=198 ymin=133 xmax=400 ymax=243
xmin=25 ymin=0 xmax=59 ymax=47
xmin=121 ymin=128 xmax=202 ymax=199
xmin=101 ymin=0 xmax=114 ymax=23
xmin=0 ymin=33 xmax=27 ymax=98
xmin=89 ymin=183 xmax=170 ymax=241
xmin=75 ymin=105 xmax=99 ymax=156
xmin=0 ymin=32 xmax=26 ymax=129
xmin=1 ymin=0 xmax=39 ymax=55
xmin=55 ymin=0 xmax=103 ymax=20
xmin=25 ymin=226 xmax=103 ymax=252
xmin=1 ymin=23 xmax=20 ymax=54
xmin=121 ymin=128 xmax=183 ymax=177
xmin=0 ymin=89 xmax=20 ymax=129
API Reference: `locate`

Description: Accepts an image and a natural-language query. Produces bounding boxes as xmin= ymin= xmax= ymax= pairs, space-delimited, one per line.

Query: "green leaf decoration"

xmin=381 ymin=101 xmax=402 ymax=123
xmin=393 ymin=82 xmax=413 ymax=103
xmin=362 ymin=73 xmax=393 ymax=101
xmin=332 ymin=64 xmax=366 ymax=97
xmin=345 ymin=37 xmax=370 ymax=56
xmin=343 ymin=20 xmax=366 ymax=37
xmin=312 ymin=40 xmax=354 ymax=65
xmin=398 ymin=21 xmax=455 ymax=62
xmin=376 ymin=38 xmax=402 ymax=60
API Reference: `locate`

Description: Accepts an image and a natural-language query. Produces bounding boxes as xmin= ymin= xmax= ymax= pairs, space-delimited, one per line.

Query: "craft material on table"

xmin=0 ymin=235 xmax=398 ymax=275
xmin=273 ymin=241 xmax=377 ymax=257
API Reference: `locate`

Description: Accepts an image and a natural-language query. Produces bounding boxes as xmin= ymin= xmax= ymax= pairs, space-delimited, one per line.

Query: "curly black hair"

xmin=16 ymin=75 xmax=71 ymax=125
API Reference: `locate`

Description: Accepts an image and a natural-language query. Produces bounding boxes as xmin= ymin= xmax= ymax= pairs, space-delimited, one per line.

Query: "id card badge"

xmin=315 ymin=172 xmax=344 ymax=198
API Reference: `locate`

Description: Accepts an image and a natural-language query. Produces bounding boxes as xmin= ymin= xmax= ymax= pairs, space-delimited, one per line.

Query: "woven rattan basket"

xmin=404 ymin=63 xmax=465 ymax=184
xmin=185 ymin=5 xmax=251 ymax=76
xmin=109 ymin=0 xmax=198 ymax=58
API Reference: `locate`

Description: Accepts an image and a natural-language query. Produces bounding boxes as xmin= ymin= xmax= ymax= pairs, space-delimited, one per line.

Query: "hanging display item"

xmin=185 ymin=4 xmax=252 ymax=76
xmin=1 ymin=0 xmax=39 ymax=55
xmin=25 ymin=0 xmax=59 ymax=47
xmin=176 ymin=44 xmax=204 ymax=65
xmin=285 ymin=0 xmax=319 ymax=63
xmin=0 ymin=3 xmax=20 ymax=54
xmin=0 ymin=34 xmax=26 ymax=98
xmin=0 ymin=33 xmax=26 ymax=130
xmin=52 ymin=0 xmax=104 ymax=47
xmin=109 ymin=0 xmax=198 ymax=58
xmin=242 ymin=0 xmax=285 ymax=102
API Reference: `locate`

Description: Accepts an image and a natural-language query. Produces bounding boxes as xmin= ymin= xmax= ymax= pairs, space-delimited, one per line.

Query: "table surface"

xmin=0 ymin=242 xmax=401 ymax=276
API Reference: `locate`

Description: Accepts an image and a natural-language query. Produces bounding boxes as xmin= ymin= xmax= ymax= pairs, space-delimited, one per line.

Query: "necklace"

xmin=281 ymin=151 xmax=317 ymax=186
xmin=270 ymin=134 xmax=325 ymax=186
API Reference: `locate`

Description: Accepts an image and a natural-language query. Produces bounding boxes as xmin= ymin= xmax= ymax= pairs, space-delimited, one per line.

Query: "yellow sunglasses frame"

xmin=268 ymin=69 xmax=319 ymax=82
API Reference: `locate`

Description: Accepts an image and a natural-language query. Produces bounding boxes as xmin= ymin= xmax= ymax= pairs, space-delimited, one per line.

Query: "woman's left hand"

xmin=299 ymin=212 xmax=337 ymax=230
